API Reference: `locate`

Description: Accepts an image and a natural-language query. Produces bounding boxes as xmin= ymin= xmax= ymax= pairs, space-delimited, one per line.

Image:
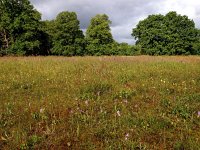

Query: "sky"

xmin=30 ymin=0 xmax=200 ymax=44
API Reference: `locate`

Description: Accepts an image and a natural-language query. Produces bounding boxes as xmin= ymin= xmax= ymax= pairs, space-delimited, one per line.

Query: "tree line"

xmin=1 ymin=0 xmax=200 ymax=56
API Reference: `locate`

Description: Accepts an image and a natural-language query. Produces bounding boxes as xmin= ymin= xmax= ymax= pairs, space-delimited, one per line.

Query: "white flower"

xmin=117 ymin=110 xmax=121 ymax=117
xmin=125 ymin=133 xmax=129 ymax=140
xmin=40 ymin=108 xmax=45 ymax=113
xmin=123 ymin=99 xmax=128 ymax=104
xmin=85 ymin=100 xmax=89 ymax=106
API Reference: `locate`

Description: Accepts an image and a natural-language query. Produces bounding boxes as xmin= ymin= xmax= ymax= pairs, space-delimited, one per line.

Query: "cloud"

xmin=158 ymin=0 xmax=200 ymax=28
xmin=30 ymin=0 xmax=200 ymax=44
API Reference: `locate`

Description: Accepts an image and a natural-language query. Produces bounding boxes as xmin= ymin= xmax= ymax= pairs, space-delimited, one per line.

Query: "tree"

xmin=0 ymin=0 xmax=12 ymax=55
xmin=51 ymin=11 xmax=85 ymax=56
xmin=192 ymin=29 xmax=200 ymax=55
xmin=0 ymin=0 xmax=47 ymax=55
xmin=109 ymin=42 xmax=141 ymax=56
xmin=132 ymin=11 xmax=200 ymax=55
xmin=40 ymin=20 xmax=56 ymax=55
xmin=86 ymin=14 xmax=114 ymax=55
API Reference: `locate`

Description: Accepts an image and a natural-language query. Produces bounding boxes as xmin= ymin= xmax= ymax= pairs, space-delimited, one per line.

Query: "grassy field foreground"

xmin=0 ymin=56 xmax=200 ymax=149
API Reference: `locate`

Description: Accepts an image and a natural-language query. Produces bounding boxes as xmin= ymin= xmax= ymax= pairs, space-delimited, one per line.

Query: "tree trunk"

xmin=3 ymin=29 xmax=9 ymax=49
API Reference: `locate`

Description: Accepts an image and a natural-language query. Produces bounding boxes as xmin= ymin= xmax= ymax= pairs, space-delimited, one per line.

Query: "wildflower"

xmin=67 ymin=142 xmax=71 ymax=147
xmin=85 ymin=100 xmax=89 ymax=106
xmin=40 ymin=108 xmax=45 ymax=113
xmin=117 ymin=110 xmax=121 ymax=117
xmin=77 ymin=107 xmax=84 ymax=114
xmin=123 ymin=99 xmax=128 ymax=104
xmin=68 ymin=108 xmax=73 ymax=114
xmin=198 ymin=111 xmax=200 ymax=118
xmin=192 ymin=79 xmax=195 ymax=83
xmin=100 ymin=107 xmax=103 ymax=113
xmin=125 ymin=133 xmax=129 ymax=140
xmin=161 ymin=79 xmax=166 ymax=83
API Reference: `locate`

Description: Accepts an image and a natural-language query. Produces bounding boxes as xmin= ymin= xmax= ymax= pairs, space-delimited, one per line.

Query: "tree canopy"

xmin=85 ymin=14 xmax=114 ymax=55
xmin=0 ymin=0 xmax=200 ymax=56
xmin=49 ymin=11 xmax=85 ymax=56
xmin=0 ymin=0 xmax=46 ymax=55
xmin=132 ymin=11 xmax=200 ymax=55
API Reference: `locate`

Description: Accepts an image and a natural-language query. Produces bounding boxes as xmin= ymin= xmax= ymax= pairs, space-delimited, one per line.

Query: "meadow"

xmin=0 ymin=56 xmax=200 ymax=149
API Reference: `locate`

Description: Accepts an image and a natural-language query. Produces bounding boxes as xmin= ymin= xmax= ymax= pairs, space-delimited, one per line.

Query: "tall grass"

xmin=0 ymin=56 xmax=200 ymax=149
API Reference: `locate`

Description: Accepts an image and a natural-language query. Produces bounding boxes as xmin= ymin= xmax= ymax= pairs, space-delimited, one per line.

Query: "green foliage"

xmin=20 ymin=135 xmax=41 ymax=149
xmin=110 ymin=42 xmax=141 ymax=55
xmin=50 ymin=11 xmax=85 ymax=56
xmin=132 ymin=11 xmax=200 ymax=55
xmin=79 ymin=82 xmax=112 ymax=100
xmin=84 ymin=41 xmax=140 ymax=56
xmin=86 ymin=14 xmax=114 ymax=55
xmin=113 ymin=89 xmax=135 ymax=100
xmin=0 ymin=0 xmax=12 ymax=55
xmin=1 ymin=1 xmax=200 ymax=56
xmin=0 ymin=0 xmax=47 ymax=55
xmin=192 ymin=30 xmax=200 ymax=55
xmin=171 ymin=101 xmax=191 ymax=119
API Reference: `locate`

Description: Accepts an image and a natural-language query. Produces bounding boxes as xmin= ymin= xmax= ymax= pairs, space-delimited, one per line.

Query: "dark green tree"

xmin=40 ymin=20 xmax=56 ymax=55
xmin=51 ymin=11 xmax=85 ymax=56
xmin=192 ymin=29 xmax=200 ymax=55
xmin=86 ymin=14 xmax=114 ymax=55
xmin=0 ymin=0 xmax=12 ymax=55
xmin=109 ymin=42 xmax=141 ymax=56
xmin=132 ymin=11 xmax=200 ymax=55
xmin=0 ymin=0 xmax=46 ymax=55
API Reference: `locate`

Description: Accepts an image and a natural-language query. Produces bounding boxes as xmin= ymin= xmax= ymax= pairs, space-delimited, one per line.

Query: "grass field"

xmin=0 ymin=56 xmax=200 ymax=149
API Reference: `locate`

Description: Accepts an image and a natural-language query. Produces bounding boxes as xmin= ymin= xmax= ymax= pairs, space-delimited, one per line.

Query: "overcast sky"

xmin=30 ymin=0 xmax=200 ymax=44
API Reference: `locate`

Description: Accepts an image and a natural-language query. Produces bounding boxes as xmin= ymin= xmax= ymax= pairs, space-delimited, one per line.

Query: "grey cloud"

xmin=194 ymin=11 xmax=200 ymax=28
